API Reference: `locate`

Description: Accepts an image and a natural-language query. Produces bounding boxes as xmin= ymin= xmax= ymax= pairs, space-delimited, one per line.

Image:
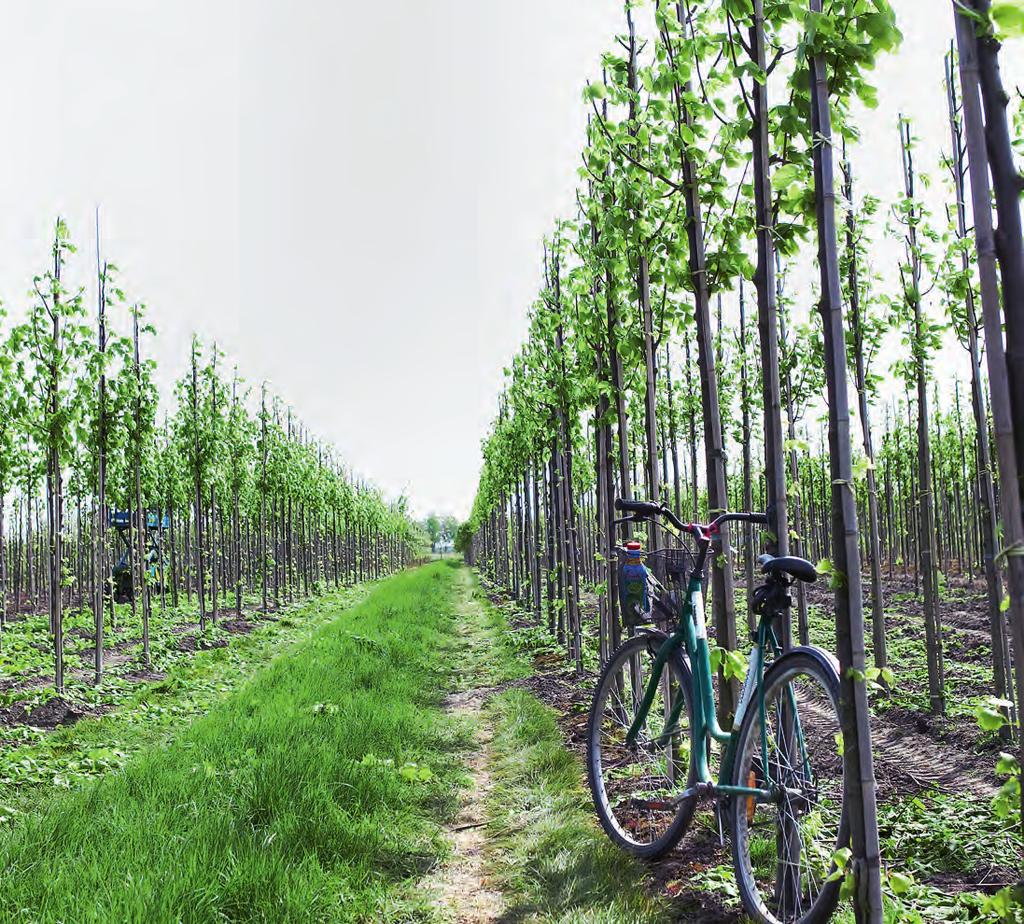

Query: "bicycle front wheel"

xmin=586 ymin=633 xmax=697 ymax=858
xmin=730 ymin=648 xmax=847 ymax=924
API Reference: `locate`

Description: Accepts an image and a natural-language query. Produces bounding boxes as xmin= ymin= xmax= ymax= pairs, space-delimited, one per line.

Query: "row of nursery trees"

xmin=459 ymin=0 xmax=1024 ymax=917
xmin=0 ymin=218 xmax=422 ymax=693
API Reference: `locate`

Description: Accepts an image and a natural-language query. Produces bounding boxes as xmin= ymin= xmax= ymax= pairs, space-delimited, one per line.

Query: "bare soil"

xmin=0 ymin=601 xmax=279 ymax=733
xmin=0 ymin=696 xmax=107 ymax=730
xmin=174 ymin=634 xmax=229 ymax=653
xmin=424 ymin=686 xmax=504 ymax=924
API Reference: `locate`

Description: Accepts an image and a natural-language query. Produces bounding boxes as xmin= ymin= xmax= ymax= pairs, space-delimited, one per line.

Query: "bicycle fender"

xmin=782 ymin=644 xmax=841 ymax=680
xmin=635 ymin=628 xmax=692 ymax=669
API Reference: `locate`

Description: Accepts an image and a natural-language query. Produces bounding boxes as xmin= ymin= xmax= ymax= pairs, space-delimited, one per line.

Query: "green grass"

xmin=0 ymin=585 xmax=374 ymax=815
xmin=445 ymin=565 xmax=532 ymax=688
xmin=484 ymin=688 xmax=668 ymax=923
xmin=0 ymin=563 xmax=468 ymax=923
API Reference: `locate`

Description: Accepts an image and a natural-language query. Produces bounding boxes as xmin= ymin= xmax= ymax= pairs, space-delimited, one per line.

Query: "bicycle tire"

xmin=730 ymin=647 xmax=848 ymax=924
xmin=586 ymin=632 xmax=697 ymax=858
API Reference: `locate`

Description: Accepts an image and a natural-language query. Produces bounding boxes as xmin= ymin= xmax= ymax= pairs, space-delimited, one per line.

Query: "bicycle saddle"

xmin=759 ymin=554 xmax=818 ymax=584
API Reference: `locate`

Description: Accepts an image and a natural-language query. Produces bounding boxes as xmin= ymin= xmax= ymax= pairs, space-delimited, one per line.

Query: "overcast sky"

xmin=0 ymin=2 xmax=1019 ymax=519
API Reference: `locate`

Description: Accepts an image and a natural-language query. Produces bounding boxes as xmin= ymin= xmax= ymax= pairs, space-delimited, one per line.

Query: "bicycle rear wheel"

xmin=586 ymin=633 xmax=697 ymax=858
xmin=730 ymin=648 xmax=847 ymax=924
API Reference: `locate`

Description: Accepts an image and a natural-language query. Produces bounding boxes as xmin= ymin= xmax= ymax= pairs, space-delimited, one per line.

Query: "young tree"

xmin=0 ymin=314 xmax=18 ymax=633
xmin=892 ymin=117 xmax=946 ymax=714
xmin=174 ymin=337 xmax=214 ymax=629
xmin=805 ymin=1 xmax=898 ymax=916
xmin=941 ymin=45 xmax=1010 ymax=704
xmin=14 ymin=219 xmax=91 ymax=693
xmin=225 ymin=369 xmax=254 ymax=616
xmin=955 ymin=0 xmax=1024 ymax=850
xmin=841 ymin=158 xmax=889 ymax=670
xmin=92 ymin=229 xmax=112 ymax=683
xmin=127 ymin=306 xmax=158 ymax=665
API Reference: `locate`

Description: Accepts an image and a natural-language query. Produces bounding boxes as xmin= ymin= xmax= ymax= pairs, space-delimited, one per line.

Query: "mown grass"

xmin=485 ymin=688 xmax=669 ymax=923
xmin=446 ymin=566 xmax=532 ymax=688
xmin=0 ymin=562 xmax=467 ymax=923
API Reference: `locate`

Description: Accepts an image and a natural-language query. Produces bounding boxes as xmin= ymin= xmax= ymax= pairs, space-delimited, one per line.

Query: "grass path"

xmin=0 ymin=563 xmax=469 ymax=923
xmin=421 ymin=566 xmax=515 ymax=923
xmin=422 ymin=686 xmax=502 ymax=923
xmin=420 ymin=567 xmax=669 ymax=924
xmin=0 ymin=584 xmax=374 ymax=819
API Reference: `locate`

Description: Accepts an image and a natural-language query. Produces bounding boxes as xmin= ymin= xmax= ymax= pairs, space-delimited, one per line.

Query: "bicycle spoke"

xmin=589 ymin=638 xmax=694 ymax=850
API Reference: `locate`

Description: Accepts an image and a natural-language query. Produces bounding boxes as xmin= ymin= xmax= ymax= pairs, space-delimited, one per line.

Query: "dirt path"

xmin=422 ymin=576 xmax=504 ymax=923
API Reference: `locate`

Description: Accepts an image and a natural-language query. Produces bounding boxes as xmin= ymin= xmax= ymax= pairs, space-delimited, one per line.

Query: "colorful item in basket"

xmin=619 ymin=540 xmax=652 ymax=625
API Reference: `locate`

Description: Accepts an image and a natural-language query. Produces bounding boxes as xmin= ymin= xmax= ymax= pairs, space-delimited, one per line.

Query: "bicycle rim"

xmin=587 ymin=635 xmax=696 ymax=856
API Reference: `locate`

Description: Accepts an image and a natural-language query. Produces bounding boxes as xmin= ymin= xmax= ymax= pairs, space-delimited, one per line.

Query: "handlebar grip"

xmin=614 ymin=498 xmax=662 ymax=517
xmin=614 ymin=498 xmax=688 ymax=533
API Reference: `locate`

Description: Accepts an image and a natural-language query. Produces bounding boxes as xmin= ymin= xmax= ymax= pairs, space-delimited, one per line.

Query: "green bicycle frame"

xmin=623 ymin=572 xmax=796 ymax=804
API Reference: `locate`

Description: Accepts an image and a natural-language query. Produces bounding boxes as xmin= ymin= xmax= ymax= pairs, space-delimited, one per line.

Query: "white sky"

xmin=0 ymin=2 xmax=1019 ymax=519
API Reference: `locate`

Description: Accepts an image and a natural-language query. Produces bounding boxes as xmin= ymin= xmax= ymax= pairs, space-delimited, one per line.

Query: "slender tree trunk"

xmin=133 ymin=312 xmax=151 ymax=668
xmin=667 ymin=4 xmax=738 ymax=719
xmin=94 ymin=242 xmax=108 ymax=684
xmin=0 ymin=486 xmax=6 ymax=634
xmin=665 ymin=345 xmax=682 ymax=518
xmin=684 ymin=332 xmax=699 ymax=520
xmin=809 ymin=9 xmax=884 ymax=917
xmin=956 ymin=2 xmax=1024 ymax=844
xmin=191 ymin=344 xmax=206 ymax=631
xmin=169 ymin=507 xmax=179 ymax=609
xmin=968 ymin=0 xmax=1024 ymax=504
xmin=946 ymin=47 xmax=1010 ymax=705
xmin=260 ymin=386 xmax=269 ymax=613
xmin=749 ymin=0 xmax=790 ymax=575
xmin=843 ymin=159 xmax=886 ymax=669
xmin=48 ymin=232 xmax=65 ymax=694
xmin=739 ymin=281 xmax=756 ymax=634
xmin=900 ymin=118 xmax=945 ymax=714
xmin=626 ymin=6 xmax=661 ymax=545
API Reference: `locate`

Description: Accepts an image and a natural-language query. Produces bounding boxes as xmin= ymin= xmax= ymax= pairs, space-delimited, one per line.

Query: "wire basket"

xmin=643 ymin=546 xmax=698 ymax=589
xmin=616 ymin=543 xmax=699 ymax=628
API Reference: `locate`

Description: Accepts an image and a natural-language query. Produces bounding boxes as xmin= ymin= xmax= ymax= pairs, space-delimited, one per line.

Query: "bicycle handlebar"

xmin=614 ymin=498 xmax=768 ymax=539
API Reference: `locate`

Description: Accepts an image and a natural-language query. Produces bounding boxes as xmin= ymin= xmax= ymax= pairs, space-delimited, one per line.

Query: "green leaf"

xmin=888 ymin=871 xmax=914 ymax=895
xmin=983 ymin=886 xmax=1020 ymax=918
xmin=826 ymin=846 xmax=852 ymax=882
xmin=772 ymin=164 xmax=802 ymax=190
xmin=976 ymin=700 xmax=1009 ymax=732
xmin=992 ymin=0 xmax=1024 ymax=37
xmin=995 ymin=751 xmax=1020 ymax=777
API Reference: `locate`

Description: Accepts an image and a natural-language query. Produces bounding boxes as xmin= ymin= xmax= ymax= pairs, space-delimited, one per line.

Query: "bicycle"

xmin=587 ymin=498 xmax=846 ymax=924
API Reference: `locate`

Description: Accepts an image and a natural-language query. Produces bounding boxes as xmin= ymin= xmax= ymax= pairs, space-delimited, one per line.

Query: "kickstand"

xmin=716 ymin=802 xmax=726 ymax=846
